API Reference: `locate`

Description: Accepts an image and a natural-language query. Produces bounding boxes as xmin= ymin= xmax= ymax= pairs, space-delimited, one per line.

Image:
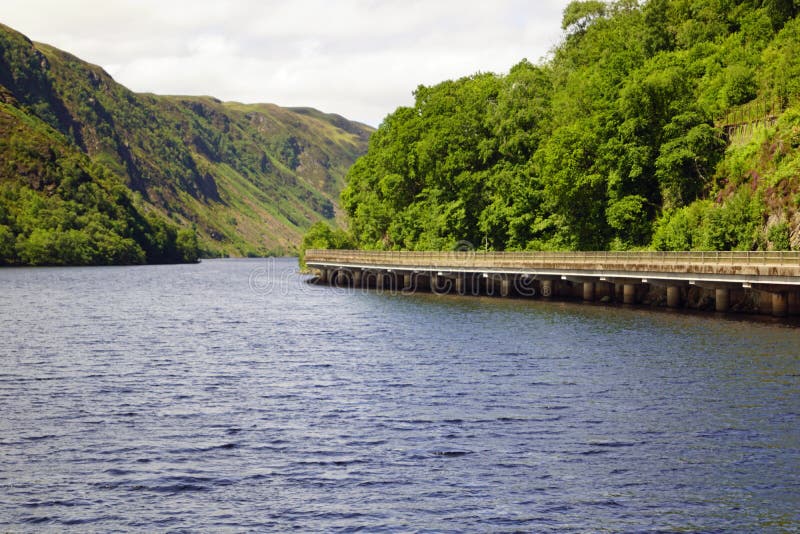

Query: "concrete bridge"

xmin=305 ymin=249 xmax=800 ymax=317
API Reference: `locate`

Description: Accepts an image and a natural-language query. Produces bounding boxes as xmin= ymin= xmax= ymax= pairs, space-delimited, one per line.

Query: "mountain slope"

xmin=0 ymin=98 xmax=199 ymax=265
xmin=0 ymin=22 xmax=372 ymax=263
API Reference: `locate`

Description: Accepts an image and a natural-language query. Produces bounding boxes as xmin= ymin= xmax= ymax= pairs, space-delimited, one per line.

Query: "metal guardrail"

xmin=306 ymin=249 xmax=800 ymax=264
xmin=305 ymin=249 xmax=800 ymax=276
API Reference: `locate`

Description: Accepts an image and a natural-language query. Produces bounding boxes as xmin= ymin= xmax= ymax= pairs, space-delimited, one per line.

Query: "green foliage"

xmin=701 ymin=189 xmax=764 ymax=250
xmin=176 ymin=227 xmax=199 ymax=263
xmin=655 ymin=119 xmax=726 ymax=208
xmin=606 ymin=195 xmax=652 ymax=245
xmin=342 ymin=73 xmax=507 ymax=250
xmin=562 ymin=1 xmax=608 ymax=32
xmin=0 ymin=178 xmax=156 ymax=266
xmin=767 ymin=221 xmax=791 ymax=250
xmin=0 ymin=101 xmax=194 ymax=265
xmin=760 ymin=16 xmax=800 ymax=103
xmin=0 ymin=224 xmax=16 ymax=262
xmin=0 ymin=22 xmax=371 ymax=264
xmin=299 ymin=221 xmax=354 ymax=268
xmin=339 ymin=0 xmax=800 ymax=253
xmin=722 ymin=64 xmax=758 ymax=107
xmin=653 ymin=189 xmax=765 ymax=250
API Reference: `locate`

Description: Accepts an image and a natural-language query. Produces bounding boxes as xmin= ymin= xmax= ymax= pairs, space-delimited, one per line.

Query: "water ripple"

xmin=0 ymin=258 xmax=798 ymax=531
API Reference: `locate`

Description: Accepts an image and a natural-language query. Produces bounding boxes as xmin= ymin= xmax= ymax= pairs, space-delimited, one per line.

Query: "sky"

xmin=2 ymin=0 xmax=573 ymax=127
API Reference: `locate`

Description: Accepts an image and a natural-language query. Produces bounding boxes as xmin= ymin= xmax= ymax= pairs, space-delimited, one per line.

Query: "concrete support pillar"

xmin=623 ymin=284 xmax=637 ymax=305
xmin=667 ymin=286 xmax=681 ymax=308
xmin=470 ymin=275 xmax=481 ymax=296
xmin=500 ymin=278 xmax=511 ymax=298
xmin=475 ymin=275 xmax=486 ymax=296
xmin=318 ymin=269 xmax=329 ymax=283
xmin=541 ymin=280 xmax=553 ymax=298
xmin=430 ymin=274 xmax=440 ymax=293
xmin=583 ymin=282 xmax=595 ymax=302
xmin=772 ymin=292 xmax=788 ymax=317
xmin=376 ymin=272 xmax=386 ymax=290
xmin=352 ymin=270 xmax=362 ymax=288
xmin=597 ymin=282 xmax=612 ymax=301
xmin=416 ymin=274 xmax=430 ymax=292
xmin=715 ymin=288 xmax=730 ymax=312
xmin=403 ymin=274 xmax=412 ymax=291
xmin=788 ymin=291 xmax=799 ymax=315
xmin=456 ymin=274 xmax=466 ymax=295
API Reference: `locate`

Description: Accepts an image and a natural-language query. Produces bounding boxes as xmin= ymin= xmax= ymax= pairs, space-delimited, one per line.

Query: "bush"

xmin=299 ymin=221 xmax=353 ymax=269
xmin=0 ymin=224 xmax=16 ymax=264
xmin=606 ymin=195 xmax=652 ymax=246
xmin=767 ymin=221 xmax=791 ymax=250
xmin=176 ymin=227 xmax=199 ymax=263
xmin=652 ymin=190 xmax=765 ymax=251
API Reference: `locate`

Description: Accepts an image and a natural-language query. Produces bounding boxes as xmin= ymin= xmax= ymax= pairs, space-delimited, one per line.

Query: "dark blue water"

xmin=1 ymin=258 xmax=798 ymax=532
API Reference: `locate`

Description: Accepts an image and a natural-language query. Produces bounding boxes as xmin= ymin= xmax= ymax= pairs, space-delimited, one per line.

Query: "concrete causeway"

xmin=305 ymin=249 xmax=800 ymax=317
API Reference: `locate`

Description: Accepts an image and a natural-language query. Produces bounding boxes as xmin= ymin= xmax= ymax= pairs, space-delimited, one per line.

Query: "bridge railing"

xmin=305 ymin=249 xmax=800 ymax=275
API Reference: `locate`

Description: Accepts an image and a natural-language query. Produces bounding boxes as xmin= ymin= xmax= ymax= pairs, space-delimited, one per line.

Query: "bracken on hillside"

xmin=0 ymin=22 xmax=372 ymax=265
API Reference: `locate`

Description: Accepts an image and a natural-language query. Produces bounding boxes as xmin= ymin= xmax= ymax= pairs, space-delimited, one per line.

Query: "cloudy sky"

xmin=3 ymin=0 xmax=572 ymax=127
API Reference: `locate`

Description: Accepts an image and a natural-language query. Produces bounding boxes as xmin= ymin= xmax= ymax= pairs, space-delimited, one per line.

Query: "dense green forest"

xmin=0 ymin=22 xmax=371 ymax=265
xmin=333 ymin=0 xmax=800 ymax=254
xmin=0 ymin=101 xmax=198 ymax=264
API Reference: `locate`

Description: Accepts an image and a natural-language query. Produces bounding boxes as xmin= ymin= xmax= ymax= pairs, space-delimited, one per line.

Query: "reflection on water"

xmin=1 ymin=258 xmax=798 ymax=531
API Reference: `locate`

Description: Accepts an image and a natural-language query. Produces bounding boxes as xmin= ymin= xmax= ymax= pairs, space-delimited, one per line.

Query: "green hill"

xmin=0 ymin=22 xmax=372 ymax=265
xmin=340 ymin=0 xmax=800 ymax=253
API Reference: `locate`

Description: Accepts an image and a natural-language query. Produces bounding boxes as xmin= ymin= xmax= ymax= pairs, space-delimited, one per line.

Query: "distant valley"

xmin=0 ymin=22 xmax=372 ymax=264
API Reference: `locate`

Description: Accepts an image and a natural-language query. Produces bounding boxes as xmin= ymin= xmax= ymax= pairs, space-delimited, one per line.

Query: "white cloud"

xmin=2 ymin=0 xmax=571 ymax=126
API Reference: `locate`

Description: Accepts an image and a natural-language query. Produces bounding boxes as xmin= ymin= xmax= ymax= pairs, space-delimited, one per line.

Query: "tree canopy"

xmin=339 ymin=0 xmax=800 ymax=252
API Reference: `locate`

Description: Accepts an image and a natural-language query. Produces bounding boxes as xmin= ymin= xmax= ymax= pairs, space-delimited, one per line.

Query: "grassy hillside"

xmin=339 ymin=0 xmax=800 ymax=253
xmin=0 ymin=22 xmax=371 ymax=264
xmin=0 ymin=100 xmax=198 ymax=265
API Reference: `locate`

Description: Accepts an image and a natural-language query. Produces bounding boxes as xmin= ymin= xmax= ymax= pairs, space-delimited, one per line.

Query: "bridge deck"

xmin=305 ymin=249 xmax=800 ymax=286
